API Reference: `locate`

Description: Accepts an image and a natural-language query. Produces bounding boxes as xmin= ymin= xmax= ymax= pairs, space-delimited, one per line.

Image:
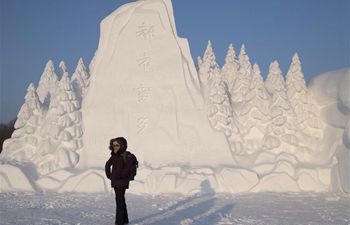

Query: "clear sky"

xmin=1 ymin=0 xmax=349 ymax=123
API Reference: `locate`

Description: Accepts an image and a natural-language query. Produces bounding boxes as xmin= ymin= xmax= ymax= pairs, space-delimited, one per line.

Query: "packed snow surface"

xmin=0 ymin=192 xmax=349 ymax=225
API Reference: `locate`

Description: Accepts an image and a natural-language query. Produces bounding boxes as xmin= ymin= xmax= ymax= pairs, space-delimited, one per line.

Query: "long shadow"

xmin=131 ymin=180 xmax=216 ymax=224
xmin=131 ymin=192 xmax=206 ymax=224
xmin=204 ymin=203 xmax=236 ymax=224
xmin=149 ymin=199 xmax=236 ymax=225
xmin=146 ymin=181 xmax=236 ymax=225
xmin=148 ymin=198 xmax=217 ymax=225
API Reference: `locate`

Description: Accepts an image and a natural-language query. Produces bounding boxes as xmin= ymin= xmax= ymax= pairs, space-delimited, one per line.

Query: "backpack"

xmin=122 ymin=151 xmax=138 ymax=181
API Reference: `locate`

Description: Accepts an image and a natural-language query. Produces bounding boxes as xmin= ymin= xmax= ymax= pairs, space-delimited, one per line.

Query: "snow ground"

xmin=0 ymin=192 xmax=349 ymax=225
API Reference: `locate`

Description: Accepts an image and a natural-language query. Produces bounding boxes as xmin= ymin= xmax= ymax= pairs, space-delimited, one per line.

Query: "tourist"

xmin=105 ymin=137 xmax=134 ymax=225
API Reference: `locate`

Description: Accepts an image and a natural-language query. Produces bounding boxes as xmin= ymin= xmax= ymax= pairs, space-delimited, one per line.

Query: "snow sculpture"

xmin=230 ymin=44 xmax=252 ymax=111
xmin=36 ymin=60 xmax=59 ymax=106
xmin=263 ymin=61 xmax=303 ymax=153
xmin=286 ymin=53 xmax=324 ymax=141
xmin=198 ymin=41 xmax=242 ymax=148
xmin=308 ymin=68 xmax=350 ymax=194
xmin=0 ymin=0 xmax=349 ymax=195
xmin=265 ymin=60 xmax=285 ymax=95
xmin=88 ymin=51 xmax=97 ymax=76
xmin=198 ymin=40 xmax=221 ymax=100
xmin=240 ymin=63 xmax=270 ymax=152
xmin=221 ymin=44 xmax=239 ymax=95
xmin=71 ymin=58 xmax=90 ymax=105
xmin=57 ymin=61 xmax=68 ymax=81
xmin=33 ymin=72 xmax=82 ymax=175
xmin=1 ymin=83 xmax=44 ymax=161
xmin=79 ymin=0 xmax=232 ymax=170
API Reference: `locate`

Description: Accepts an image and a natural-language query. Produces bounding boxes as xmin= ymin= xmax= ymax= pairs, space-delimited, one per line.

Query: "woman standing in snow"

xmin=105 ymin=137 xmax=133 ymax=225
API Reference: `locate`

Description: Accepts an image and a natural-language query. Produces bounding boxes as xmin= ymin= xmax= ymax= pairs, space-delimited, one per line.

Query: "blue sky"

xmin=1 ymin=0 xmax=349 ymax=123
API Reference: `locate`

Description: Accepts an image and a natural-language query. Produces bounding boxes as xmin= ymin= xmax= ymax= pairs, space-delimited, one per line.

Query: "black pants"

xmin=114 ymin=187 xmax=129 ymax=225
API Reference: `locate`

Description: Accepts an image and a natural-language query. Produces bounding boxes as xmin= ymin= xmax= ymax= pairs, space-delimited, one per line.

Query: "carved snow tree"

xmin=230 ymin=44 xmax=253 ymax=114
xmin=33 ymin=72 xmax=83 ymax=174
xmin=286 ymin=53 xmax=324 ymax=141
xmin=36 ymin=60 xmax=59 ymax=106
xmin=57 ymin=61 xmax=68 ymax=81
xmin=1 ymin=83 xmax=44 ymax=161
xmin=240 ymin=64 xmax=271 ymax=152
xmin=262 ymin=61 xmax=304 ymax=153
xmin=221 ymin=44 xmax=239 ymax=98
xmin=72 ymin=58 xmax=90 ymax=106
xmin=198 ymin=40 xmax=220 ymax=102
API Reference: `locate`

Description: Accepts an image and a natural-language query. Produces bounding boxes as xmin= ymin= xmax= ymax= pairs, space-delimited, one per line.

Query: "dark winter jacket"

xmin=105 ymin=149 xmax=134 ymax=188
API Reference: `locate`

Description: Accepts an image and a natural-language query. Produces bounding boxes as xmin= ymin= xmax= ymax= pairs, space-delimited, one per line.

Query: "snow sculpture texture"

xmin=0 ymin=0 xmax=349 ymax=195
xmin=79 ymin=0 xmax=232 ymax=169
xmin=307 ymin=67 xmax=350 ymax=194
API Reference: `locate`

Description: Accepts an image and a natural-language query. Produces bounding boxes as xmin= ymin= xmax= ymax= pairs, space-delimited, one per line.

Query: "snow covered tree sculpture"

xmin=262 ymin=61 xmax=304 ymax=153
xmin=72 ymin=58 xmax=90 ymax=106
xmin=198 ymin=40 xmax=220 ymax=101
xmin=198 ymin=41 xmax=243 ymax=153
xmin=54 ymin=72 xmax=83 ymax=165
xmin=265 ymin=60 xmax=285 ymax=95
xmin=221 ymin=43 xmax=239 ymax=97
xmin=33 ymin=72 xmax=83 ymax=174
xmin=286 ymin=53 xmax=324 ymax=140
xmin=36 ymin=60 xmax=59 ymax=106
xmin=230 ymin=44 xmax=253 ymax=115
xmin=57 ymin=61 xmax=68 ymax=81
xmin=207 ymin=75 xmax=243 ymax=152
xmin=1 ymin=83 xmax=44 ymax=161
xmin=240 ymin=63 xmax=271 ymax=152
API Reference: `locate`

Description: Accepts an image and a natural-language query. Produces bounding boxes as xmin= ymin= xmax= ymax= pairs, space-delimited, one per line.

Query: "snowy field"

xmin=0 ymin=192 xmax=349 ymax=225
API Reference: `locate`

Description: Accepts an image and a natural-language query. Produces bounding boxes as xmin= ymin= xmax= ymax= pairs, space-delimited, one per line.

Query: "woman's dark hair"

xmin=108 ymin=137 xmax=127 ymax=150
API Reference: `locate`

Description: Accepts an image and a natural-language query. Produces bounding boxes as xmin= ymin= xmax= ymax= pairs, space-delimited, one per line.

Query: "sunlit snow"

xmin=0 ymin=192 xmax=349 ymax=225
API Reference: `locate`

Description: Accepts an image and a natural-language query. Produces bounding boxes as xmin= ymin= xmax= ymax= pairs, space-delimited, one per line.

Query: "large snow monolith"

xmin=78 ymin=0 xmax=232 ymax=169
